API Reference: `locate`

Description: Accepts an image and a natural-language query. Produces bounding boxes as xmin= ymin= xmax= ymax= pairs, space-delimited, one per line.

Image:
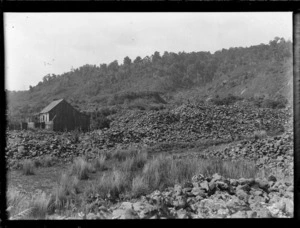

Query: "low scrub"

xmin=21 ymin=160 xmax=35 ymax=175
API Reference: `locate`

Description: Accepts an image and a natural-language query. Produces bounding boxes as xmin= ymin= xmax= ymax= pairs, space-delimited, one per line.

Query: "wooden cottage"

xmin=38 ymin=99 xmax=90 ymax=131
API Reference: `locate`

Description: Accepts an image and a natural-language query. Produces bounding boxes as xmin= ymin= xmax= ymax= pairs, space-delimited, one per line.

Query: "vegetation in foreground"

xmin=7 ymin=145 xmax=264 ymax=219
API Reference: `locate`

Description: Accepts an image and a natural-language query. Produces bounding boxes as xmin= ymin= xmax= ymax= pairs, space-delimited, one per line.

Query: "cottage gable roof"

xmin=40 ymin=99 xmax=64 ymax=114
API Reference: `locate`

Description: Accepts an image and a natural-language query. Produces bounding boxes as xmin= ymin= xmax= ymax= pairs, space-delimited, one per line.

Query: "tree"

xmin=108 ymin=60 xmax=119 ymax=72
xmin=123 ymin=56 xmax=132 ymax=66
xmin=133 ymin=56 xmax=142 ymax=64
xmin=152 ymin=51 xmax=161 ymax=64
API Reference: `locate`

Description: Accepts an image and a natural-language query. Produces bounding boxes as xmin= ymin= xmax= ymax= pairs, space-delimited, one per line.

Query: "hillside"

xmin=6 ymin=37 xmax=292 ymax=123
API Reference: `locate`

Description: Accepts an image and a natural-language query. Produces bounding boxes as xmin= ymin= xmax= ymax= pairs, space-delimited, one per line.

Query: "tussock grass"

xmin=131 ymin=175 xmax=149 ymax=197
xmin=142 ymin=154 xmax=174 ymax=190
xmin=95 ymin=170 xmax=129 ymax=200
xmin=81 ymin=150 xmax=258 ymax=202
xmin=92 ymin=155 xmax=107 ymax=171
xmin=52 ymin=173 xmax=80 ymax=211
xmin=120 ymin=150 xmax=148 ymax=173
xmin=41 ymin=155 xmax=54 ymax=167
xmin=71 ymin=157 xmax=90 ymax=180
xmin=111 ymin=148 xmax=139 ymax=161
xmin=21 ymin=159 xmax=35 ymax=175
xmin=7 ymin=188 xmax=30 ymax=219
xmin=7 ymin=188 xmax=53 ymax=219
xmin=28 ymin=192 xmax=52 ymax=219
xmin=197 ymin=158 xmax=258 ymax=179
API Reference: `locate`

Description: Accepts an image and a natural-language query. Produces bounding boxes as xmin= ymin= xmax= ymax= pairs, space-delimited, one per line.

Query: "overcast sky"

xmin=4 ymin=12 xmax=292 ymax=91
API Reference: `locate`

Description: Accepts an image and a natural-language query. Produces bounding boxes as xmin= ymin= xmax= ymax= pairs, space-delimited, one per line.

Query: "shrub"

xmin=71 ymin=157 xmax=90 ymax=180
xmin=21 ymin=160 xmax=35 ymax=175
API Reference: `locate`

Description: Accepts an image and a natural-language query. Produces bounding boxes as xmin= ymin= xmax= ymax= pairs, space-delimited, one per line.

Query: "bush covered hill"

xmin=6 ymin=37 xmax=292 ymax=123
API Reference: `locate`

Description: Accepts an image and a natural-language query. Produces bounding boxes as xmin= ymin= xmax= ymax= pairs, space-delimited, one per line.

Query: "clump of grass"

xmin=51 ymin=173 xmax=80 ymax=211
xmin=142 ymin=154 xmax=174 ymax=191
xmin=92 ymin=155 xmax=107 ymax=171
xmin=120 ymin=150 xmax=148 ymax=173
xmin=95 ymin=170 xmax=129 ymax=200
xmin=197 ymin=158 xmax=258 ymax=179
xmin=28 ymin=192 xmax=52 ymax=219
xmin=170 ymin=159 xmax=199 ymax=184
xmin=21 ymin=159 xmax=35 ymax=175
xmin=131 ymin=175 xmax=149 ymax=197
xmin=41 ymin=155 xmax=54 ymax=167
xmin=71 ymin=157 xmax=90 ymax=180
xmin=111 ymin=148 xmax=139 ymax=161
xmin=253 ymin=130 xmax=267 ymax=140
xmin=7 ymin=188 xmax=30 ymax=219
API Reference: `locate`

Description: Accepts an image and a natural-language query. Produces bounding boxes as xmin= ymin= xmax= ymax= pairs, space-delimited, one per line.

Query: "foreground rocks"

xmin=45 ymin=173 xmax=293 ymax=219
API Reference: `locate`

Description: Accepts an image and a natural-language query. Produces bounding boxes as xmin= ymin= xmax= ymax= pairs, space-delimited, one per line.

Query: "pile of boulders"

xmin=101 ymin=103 xmax=290 ymax=146
xmin=46 ymin=173 xmax=294 ymax=219
xmin=5 ymin=131 xmax=85 ymax=168
xmin=5 ymin=103 xmax=292 ymax=169
xmin=196 ymin=131 xmax=294 ymax=176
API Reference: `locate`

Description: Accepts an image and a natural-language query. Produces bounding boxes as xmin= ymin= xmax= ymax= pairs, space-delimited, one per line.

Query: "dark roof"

xmin=40 ymin=99 xmax=64 ymax=114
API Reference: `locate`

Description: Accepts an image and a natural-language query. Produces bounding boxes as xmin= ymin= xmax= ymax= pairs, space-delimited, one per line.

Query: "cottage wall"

xmin=47 ymin=100 xmax=89 ymax=131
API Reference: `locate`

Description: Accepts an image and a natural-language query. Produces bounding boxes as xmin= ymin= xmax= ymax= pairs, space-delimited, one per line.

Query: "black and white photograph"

xmin=4 ymin=12 xmax=294 ymax=219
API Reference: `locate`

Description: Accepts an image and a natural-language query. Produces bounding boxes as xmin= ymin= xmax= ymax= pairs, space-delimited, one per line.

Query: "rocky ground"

xmin=5 ymin=102 xmax=294 ymax=219
xmin=47 ymin=172 xmax=293 ymax=219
